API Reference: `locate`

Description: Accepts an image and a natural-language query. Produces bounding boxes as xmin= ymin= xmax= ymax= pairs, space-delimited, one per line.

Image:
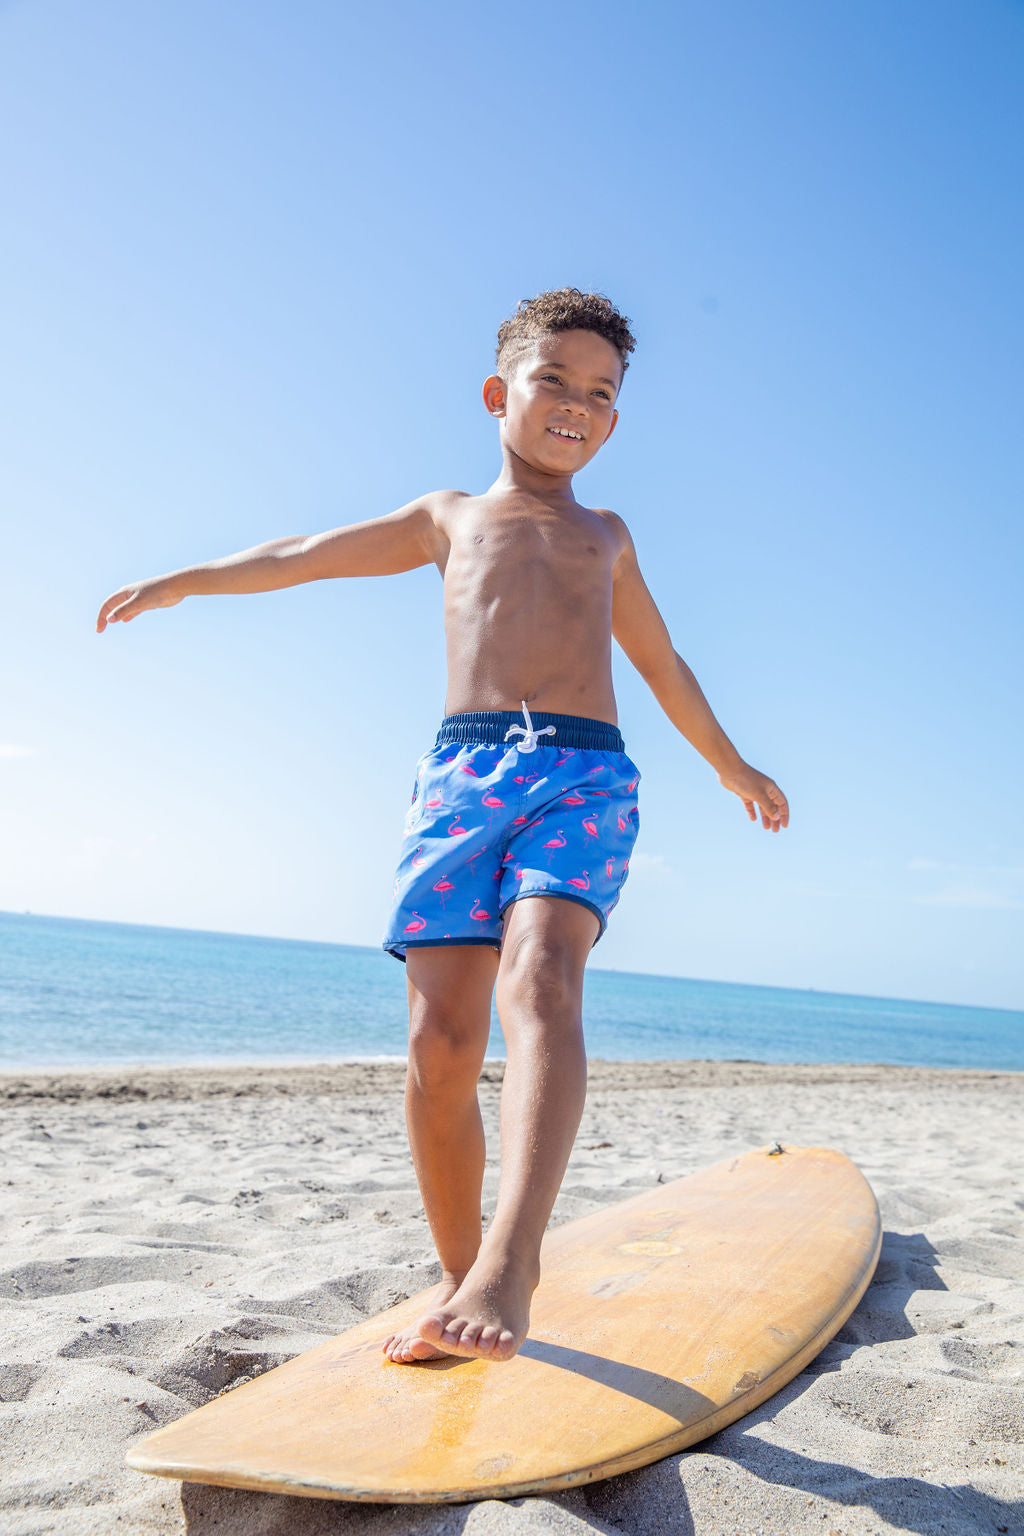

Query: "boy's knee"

xmin=497 ymin=927 xmax=583 ymax=1018
xmin=407 ymin=1006 xmax=485 ymax=1094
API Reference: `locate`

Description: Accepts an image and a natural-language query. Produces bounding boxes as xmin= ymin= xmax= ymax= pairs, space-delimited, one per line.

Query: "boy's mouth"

xmin=547 ymin=427 xmax=584 ymax=442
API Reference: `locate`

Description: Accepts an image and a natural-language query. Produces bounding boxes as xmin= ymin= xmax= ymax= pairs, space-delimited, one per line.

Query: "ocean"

xmin=0 ymin=910 xmax=1020 ymax=1072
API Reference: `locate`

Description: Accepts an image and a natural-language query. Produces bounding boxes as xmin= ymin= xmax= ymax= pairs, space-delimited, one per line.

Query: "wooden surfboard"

xmin=127 ymin=1143 xmax=881 ymax=1503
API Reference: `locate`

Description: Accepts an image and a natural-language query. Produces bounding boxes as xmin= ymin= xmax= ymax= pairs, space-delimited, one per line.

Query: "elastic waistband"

xmin=436 ymin=710 xmax=624 ymax=754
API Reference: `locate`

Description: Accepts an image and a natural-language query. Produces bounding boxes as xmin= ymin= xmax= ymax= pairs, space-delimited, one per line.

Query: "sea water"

xmin=0 ymin=910 xmax=1020 ymax=1072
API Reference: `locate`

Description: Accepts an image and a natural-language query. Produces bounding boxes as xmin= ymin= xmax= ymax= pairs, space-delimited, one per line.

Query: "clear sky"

xmin=2 ymin=1 xmax=1022 ymax=1009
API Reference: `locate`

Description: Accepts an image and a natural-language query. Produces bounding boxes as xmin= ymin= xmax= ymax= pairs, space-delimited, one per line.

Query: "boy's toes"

xmin=403 ymin=1335 xmax=448 ymax=1361
xmin=417 ymin=1311 xmax=449 ymax=1346
xmin=439 ymin=1315 xmax=472 ymax=1349
xmin=457 ymin=1320 xmax=485 ymax=1352
xmin=382 ymin=1323 xmax=452 ymax=1363
xmin=492 ymin=1328 xmax=518 ymax=1361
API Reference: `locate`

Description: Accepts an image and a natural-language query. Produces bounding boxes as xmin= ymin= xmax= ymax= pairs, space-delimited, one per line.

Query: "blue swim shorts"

xmin=382 ymin=705 xmax=641 ymax=960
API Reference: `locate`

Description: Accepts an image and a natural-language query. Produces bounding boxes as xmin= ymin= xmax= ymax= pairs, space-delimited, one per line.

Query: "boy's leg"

xmin=383 ymin=942 xmax=499 ymax=1362
xmin=414 ymin=894 xmax=596 ymax=1362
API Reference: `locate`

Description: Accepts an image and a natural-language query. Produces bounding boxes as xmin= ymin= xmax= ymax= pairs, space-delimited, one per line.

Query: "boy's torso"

xmin=425 ymin=489 xmax=626 ymax=723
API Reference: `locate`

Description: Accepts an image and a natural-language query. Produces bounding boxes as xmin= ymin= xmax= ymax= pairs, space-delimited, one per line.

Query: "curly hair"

xmin=495 ymin=288 xmax=635 ymax=385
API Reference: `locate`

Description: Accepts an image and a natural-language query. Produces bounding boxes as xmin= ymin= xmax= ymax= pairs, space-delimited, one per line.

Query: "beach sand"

xmin=1 ymin=1059 xmax=1021 ymax=1535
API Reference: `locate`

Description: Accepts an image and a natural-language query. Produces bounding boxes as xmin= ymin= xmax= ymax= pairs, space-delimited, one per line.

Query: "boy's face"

xmin=483 ymin=329 xmax=621 ymax=477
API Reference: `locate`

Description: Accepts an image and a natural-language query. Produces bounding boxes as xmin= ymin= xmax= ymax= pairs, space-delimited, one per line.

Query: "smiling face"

xmin=483 ymin=329 xmax=621 ymax=479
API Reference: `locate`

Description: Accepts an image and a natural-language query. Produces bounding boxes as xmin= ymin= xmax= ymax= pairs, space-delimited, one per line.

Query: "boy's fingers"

xmin=107 ymin=593 xmax=140 ymax=625
xmin=763 ymin=784 xmax=789 ymax=830
xmin=97 ymin=591 xmax=131 ymax=631
xmin=743 ymin=798 xmax=756 ymax=820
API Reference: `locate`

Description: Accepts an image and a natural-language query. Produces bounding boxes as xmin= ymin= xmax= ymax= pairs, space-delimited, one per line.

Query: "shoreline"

xmin=2 ymin=1056 xmax=1020 ymax=1106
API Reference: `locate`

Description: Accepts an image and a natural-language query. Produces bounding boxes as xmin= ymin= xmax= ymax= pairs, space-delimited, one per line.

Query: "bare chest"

xmin=445 ymin=506 xmax=616 ymax=598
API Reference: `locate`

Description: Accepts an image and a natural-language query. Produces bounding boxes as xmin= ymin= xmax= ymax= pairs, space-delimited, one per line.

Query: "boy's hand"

xmin=96 ymin=575 xmax=184 ymax=632
xmin=718 ymin=762 xmax=789 ymax=832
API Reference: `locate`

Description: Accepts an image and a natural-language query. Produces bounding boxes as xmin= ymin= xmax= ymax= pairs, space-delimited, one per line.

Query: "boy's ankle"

xmin=474 ymin=1237 xmax=542 ymax=1287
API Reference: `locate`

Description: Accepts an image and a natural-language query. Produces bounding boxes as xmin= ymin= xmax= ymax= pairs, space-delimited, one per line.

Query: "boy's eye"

xmin=594 ymin=390 xmax=611 ymax=400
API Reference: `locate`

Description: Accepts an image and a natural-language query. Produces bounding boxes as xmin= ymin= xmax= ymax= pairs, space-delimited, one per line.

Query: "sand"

xmin=1 ymin=1058 xmax=1022 ymax=1535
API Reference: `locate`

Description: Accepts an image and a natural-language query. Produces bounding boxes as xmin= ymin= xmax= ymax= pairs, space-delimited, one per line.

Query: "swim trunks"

xmin=382 ymin=704 xmax=641 ymax=960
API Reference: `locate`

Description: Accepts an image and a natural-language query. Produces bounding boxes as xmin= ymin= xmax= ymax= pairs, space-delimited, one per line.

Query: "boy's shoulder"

xmin=590 ymin=505 xmax=633 ymax=550
xmin=590 ymin=504 xmax=627 ymax=529
xmin=419 ymin=488 xmax=474 ymax=517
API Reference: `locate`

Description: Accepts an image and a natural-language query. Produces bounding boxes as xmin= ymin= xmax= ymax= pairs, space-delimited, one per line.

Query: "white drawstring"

xmin=504 ymin=701 xmax=556 ymax=754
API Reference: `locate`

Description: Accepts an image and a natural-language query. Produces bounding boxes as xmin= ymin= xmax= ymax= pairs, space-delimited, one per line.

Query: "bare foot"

xmin=382 ymin=1279 xmax=461 ymax=1364
xmin=414 ymin=1252 xmax=538 ymax=1362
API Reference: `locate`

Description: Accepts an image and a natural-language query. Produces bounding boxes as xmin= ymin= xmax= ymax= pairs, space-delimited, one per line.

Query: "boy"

xmin=97 ymin=288 xmax=788 ymax=1367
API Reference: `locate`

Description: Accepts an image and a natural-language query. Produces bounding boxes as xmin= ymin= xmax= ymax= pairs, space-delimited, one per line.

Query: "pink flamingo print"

xmin=627 ymin=774 xmax=639 ymax=793
xmin=469 ymin=897 xmax=491 ymax=924
xmin=460 ymin=763 xmax=480 ymax=777
xmin=432 ymin=875 xmax=455 ymax=909
xmin=481 ymin=788 xmax=505 ymax=828
xmin=582 ymin=814 xmax=598 ymax=844
xmin=568 ymin=871 xmax=590 ymax=891
xmin=617 ymin=812 xmax=629 ymax=833
xmin=585 ymin=764 xmax=608 ymax=780
xmin=511 ymin=812 xmax=530 ymax=826
xmin=542 ymin=829 xmax=567 ymax=866
xmin=425 ymin=791 xmax=443 ymax=809
xmin=513 ymin=772 xmax=539 ymax=786
xmin=605 ymin=857 xmax=615 ymax=880
xmin=561 ymin=790 xmax=586 ymax=807
xmin=410 ymin=844 xmax=427 ymax=867
xmin=403 ymin=911 xmax=427 ymax=935
xmin=467 ymin=844 xmax=490 ymax=874
xmin=555 ymin=750 xmax=576 ymax=767
xmin=447 ymin=815 xmax=469 ymax=837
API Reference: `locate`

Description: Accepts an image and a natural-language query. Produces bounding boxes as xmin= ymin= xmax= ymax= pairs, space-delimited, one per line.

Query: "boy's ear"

xmin=482 ymin=374 xmax=507 ymax=418
xmin=603 ymin=408 xmax=619 ymax=444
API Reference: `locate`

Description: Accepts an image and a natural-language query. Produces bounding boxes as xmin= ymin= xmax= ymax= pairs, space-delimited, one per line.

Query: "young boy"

xmin=97 ymin=288 xmax=788 ymax=1367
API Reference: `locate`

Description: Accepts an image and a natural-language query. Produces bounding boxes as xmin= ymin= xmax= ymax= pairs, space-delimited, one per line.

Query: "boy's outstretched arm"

xmin=96 ymin=499 xmax=443 ymax=632
xmin=608 ymin=516 xmax=789 ymax=831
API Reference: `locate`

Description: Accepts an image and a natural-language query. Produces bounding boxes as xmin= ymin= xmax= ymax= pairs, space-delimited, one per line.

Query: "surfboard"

xmin=126 ymin=1142 xmax=880 ymax=1503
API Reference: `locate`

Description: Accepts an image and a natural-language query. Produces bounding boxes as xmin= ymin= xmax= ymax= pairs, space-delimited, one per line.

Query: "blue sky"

xmin=2 ymin=0 xmax=1022 ymax=1009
